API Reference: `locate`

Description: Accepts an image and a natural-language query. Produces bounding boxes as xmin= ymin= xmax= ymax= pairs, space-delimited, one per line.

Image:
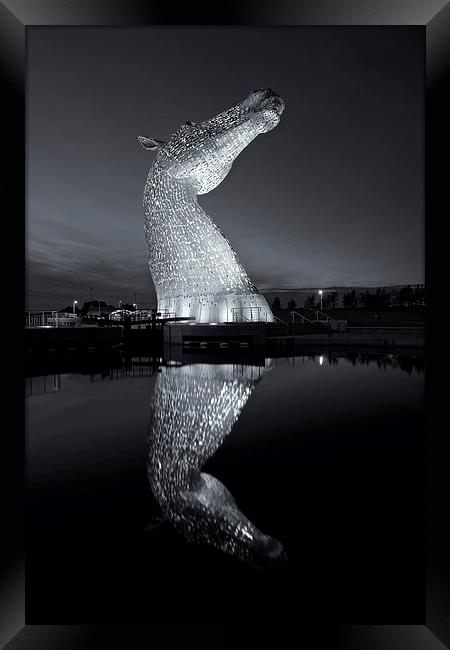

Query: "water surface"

xmin=26 ymin=351 xmax=425 ymax=621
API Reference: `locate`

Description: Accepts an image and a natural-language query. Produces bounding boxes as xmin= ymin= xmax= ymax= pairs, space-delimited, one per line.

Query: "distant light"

xmin=318 ymin=290 xmax=323 ymax=296
xmin=209 ymin=322 xmax=218 ymax=325
xmin=319 ymin=355 xmax=324 ymax=366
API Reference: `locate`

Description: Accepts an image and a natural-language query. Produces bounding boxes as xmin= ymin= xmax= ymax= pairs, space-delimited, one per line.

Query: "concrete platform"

xmin=164 ymin=321 xmax=267 ymax=349
xmin=163 ymin=321 xmax=425 ymax=350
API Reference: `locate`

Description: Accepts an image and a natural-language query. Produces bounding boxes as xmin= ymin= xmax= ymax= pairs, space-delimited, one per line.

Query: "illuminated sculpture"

xmin=146 ymin=362 xmax=286 ymax=568
xmin=139 ymin=88 xmax=285 ymax=323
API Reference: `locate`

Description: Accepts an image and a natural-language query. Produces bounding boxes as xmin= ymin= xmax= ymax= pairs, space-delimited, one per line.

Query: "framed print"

xmin=1 ymin=1 xmax=448 ymax=648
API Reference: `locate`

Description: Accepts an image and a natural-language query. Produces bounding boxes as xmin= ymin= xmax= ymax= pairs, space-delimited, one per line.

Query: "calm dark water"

xmin=26 ymin=350 xmax=425 ymax=622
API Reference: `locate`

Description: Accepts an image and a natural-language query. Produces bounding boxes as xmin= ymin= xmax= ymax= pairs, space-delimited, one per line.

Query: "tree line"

xmin=271 ymin=285 xmax=425 ymax=311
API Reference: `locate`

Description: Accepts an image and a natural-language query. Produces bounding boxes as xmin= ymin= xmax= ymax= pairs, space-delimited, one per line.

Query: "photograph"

xmin=24 ymin=25 xmax=426 ymax=622
xmin=0 ymin=2 xmax=444 ymax=646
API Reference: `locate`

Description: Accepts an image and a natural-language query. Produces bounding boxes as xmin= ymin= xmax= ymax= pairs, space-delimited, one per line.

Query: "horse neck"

xmin=145 ymin=166 xmax=196 ymax=217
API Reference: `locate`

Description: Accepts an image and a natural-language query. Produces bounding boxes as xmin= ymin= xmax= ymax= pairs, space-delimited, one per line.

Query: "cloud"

xmin=26 ymin=255 xmax=156 ymax=310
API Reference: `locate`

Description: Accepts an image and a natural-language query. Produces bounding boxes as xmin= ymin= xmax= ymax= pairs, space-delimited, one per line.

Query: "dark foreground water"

xmin=26 ymin=350 xmax=425 ymax=622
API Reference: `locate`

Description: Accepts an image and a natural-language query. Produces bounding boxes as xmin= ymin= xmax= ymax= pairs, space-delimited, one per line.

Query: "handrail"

xmin=290 ymin=311 xmax=316 ymax=325
xmin=234 ymin=312 xmax=252 ymax=322
xmin=231 ymin=306 xmax=261 ymax=323
xmin=314 ymin=309 xmax=334 ymax=322
xmin=273 ymin=315 xmax=288 ymax=326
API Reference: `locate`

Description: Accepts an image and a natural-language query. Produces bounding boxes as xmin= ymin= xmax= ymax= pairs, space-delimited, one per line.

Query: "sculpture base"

xmin=158 ymin=291 xmax=274 ymax=324
xmin=164 ymin=321 xmax=267 ymax=349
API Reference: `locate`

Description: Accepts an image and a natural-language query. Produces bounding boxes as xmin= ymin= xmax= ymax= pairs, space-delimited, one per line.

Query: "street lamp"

xmin=73 ymin=300 xmax=78 ymax=314
xmin=318 ymin=290 xmax=323 ymax=311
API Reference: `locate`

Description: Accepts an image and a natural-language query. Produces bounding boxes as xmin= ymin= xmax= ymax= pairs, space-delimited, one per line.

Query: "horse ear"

xmin=138 ymin=136 xmax=166 ymax=151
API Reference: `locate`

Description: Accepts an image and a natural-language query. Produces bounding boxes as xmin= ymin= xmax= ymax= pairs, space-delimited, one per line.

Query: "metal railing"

xmin=290 ymin=311 xmax=316 ymax=325
xmin=231 ymin=306 xmax=262 ymax=322
xmin=109 ymin=309 xmax=176 ymax=322
xmin=25 ymin=311 xmax=81 ymax=328
xmin=272 ymin=315 xmax=289 ymax=335
xmin=314 ymin=309 xmax=336 ymax=322
xmin=235 ymin=312 xmax=252 ymax=322
xmin=157 ymin=311 xmax=176 ymax=320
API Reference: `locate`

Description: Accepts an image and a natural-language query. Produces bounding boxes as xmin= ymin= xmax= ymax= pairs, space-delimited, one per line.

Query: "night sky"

xmin=27 ymin=27 xmax=424 ymax=310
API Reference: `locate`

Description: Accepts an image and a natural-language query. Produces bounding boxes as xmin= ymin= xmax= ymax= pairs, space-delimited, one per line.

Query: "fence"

xmin=231 ymin=307 xmax=263 ymax=322
xmin=25 ymin=311 xmax=81 ymax=328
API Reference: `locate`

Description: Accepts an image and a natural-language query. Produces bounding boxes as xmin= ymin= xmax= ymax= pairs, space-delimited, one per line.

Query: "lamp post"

xmin=318 ymin=290 xmax=323 ymax=311
xmin=73 ymin=300 xmax=78 ymax=314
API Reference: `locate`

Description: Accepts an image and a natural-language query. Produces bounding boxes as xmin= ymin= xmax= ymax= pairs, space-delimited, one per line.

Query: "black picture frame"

xmin=2 ymin=1 xmax=448 ymax=648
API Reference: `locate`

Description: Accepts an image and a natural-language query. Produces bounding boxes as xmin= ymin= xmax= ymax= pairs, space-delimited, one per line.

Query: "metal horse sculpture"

xmin=139 ymin=89 xmax=285 ymax=323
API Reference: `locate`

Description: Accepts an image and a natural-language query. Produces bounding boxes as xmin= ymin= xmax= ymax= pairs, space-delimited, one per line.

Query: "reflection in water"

xmin=25 ymin=350 xmax=424 ymax=396
xmin=146 ymin=361 xmax=286 ymax=568
xmin=313 ymin=351 xmax=424 ymax=374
